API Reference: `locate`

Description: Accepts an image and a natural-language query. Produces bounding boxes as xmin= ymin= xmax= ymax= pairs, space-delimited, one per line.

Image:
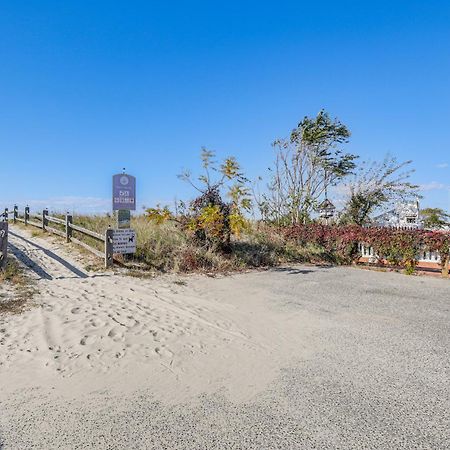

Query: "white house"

xmin=371 ymin=201 xmax=423 ymax=229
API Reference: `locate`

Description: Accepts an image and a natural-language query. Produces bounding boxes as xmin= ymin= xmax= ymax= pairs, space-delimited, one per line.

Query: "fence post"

xmin=13 ymin=205 xmax=18 ymax=224
xmin=42 ymin=209 xmax=48 ymax=231
xmin=24 ymin=206 xmax=30 ymax=226
xmin=105 ymin=227 xmax=114 ymax=268
xmin=65 ymin=213 xmax=73 ymax=243
xmin=4 ymin=208 xmax=8 ymax=222
xmin=0 ymin=222 xmax=7 ymax=271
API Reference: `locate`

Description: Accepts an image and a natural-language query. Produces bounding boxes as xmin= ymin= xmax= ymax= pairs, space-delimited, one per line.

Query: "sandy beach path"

xmin=1 ymin=226 xmax=310 ymax=398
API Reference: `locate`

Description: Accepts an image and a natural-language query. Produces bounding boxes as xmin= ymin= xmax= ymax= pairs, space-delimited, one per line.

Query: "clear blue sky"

xmin=1 ymin=1 xmax=449 ymax=213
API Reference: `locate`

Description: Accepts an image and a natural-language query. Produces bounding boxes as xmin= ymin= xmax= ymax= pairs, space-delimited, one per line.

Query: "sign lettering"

xmin=112 ymin=228 xmax=136 ymax=254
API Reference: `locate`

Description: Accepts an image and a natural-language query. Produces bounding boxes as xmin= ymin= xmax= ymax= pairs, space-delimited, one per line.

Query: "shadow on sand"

xmin=8 ymin=231 xmax=89 ymax=280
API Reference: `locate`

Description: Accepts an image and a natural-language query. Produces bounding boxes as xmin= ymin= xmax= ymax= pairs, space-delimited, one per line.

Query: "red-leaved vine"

xmin=284 ymin=225 xmax=450 ymax=277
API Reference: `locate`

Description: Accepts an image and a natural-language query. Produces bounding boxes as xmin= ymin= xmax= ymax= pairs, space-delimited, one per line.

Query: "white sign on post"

xmin=112 ymin=229 xmax=136 ymax=254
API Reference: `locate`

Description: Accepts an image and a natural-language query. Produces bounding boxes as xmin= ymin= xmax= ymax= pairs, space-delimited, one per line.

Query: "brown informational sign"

xmin=112 ymin=173 xmax=136 ymax=211
xmin=0 ymin=222 xmax=8 ymax=270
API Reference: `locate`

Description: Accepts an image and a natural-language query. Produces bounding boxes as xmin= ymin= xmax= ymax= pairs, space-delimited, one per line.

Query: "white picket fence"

xmin=358 ymin=244 xmax=441 ymax=264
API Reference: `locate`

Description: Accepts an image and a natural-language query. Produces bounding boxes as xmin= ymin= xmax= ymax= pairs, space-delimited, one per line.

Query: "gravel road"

xmin=0 ymin=232 xmax=449 ymax=449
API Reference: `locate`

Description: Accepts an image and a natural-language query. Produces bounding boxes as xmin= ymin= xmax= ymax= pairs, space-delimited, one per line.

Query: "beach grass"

xmin=0 ymin=258 xmax=35 ymax=314
xmin=71 ymin=215 xmax=329 ymax=273
xmin=13 ymin=214 xmax=330 ymax=274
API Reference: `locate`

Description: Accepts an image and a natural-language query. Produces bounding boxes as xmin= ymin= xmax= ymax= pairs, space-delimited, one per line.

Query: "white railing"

xmin=358 ymin=244 xmax=441 ymax=263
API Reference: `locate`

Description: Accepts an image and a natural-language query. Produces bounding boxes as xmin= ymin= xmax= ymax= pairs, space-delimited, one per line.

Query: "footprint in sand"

xmin=107 ymin=328 xmax=124 ymax=341
xmin=154 ymin=346 xmax=173 ymax=358
xmin=71 ymin=307 xmax=81 ymax=314
xmin=89 ymin=318 xmax=103 ymax=328
xmin=80 ymin=335 xmax=96 ymax=346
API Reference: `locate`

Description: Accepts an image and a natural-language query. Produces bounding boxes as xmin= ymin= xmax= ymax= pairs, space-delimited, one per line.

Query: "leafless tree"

xmin=340 ymin=155 xmax=420 ymax=225
xmin=255 ymin=110 xmax=357 ymax=225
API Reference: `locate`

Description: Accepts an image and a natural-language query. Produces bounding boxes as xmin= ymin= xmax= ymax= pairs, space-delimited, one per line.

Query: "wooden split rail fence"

xmin=1 ymin=206 xmax=114 ymax=268
xmin=0 ymin=221 xmax=7 ymax=270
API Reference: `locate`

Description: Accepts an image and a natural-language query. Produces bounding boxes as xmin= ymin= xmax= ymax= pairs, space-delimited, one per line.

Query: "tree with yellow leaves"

xmin=146 ymin=148 xmax=251 ymax=250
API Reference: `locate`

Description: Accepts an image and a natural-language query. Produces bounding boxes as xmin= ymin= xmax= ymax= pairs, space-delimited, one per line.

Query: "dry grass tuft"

xmin=0 ymin=258 xmax=36 ymax=314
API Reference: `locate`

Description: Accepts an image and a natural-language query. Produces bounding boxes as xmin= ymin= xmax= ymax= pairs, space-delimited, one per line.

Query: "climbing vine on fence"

xmin=284 ymin=224 xmax=450 ymax=276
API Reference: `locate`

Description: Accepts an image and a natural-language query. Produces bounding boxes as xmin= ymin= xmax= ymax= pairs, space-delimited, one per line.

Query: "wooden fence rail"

xmin=0 ymin=221 xmax=7 ymax=270
xmin=2 ymin=205 xmax=113 ymax=268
